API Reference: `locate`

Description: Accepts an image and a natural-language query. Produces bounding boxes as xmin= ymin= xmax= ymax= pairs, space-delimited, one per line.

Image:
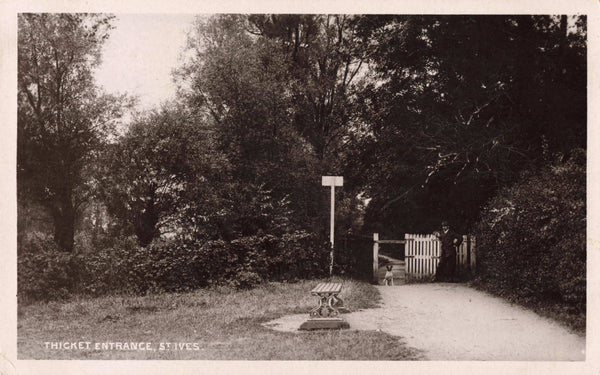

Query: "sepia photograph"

xmin=1 ymin=1 xmax=598 ymax=374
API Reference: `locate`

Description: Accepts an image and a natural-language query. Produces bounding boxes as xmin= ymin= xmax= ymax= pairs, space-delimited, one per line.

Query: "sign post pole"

xmin=373 ymin=233 xmax=379 ymax=283
xmin=330 ymin=183 xmax=335 ymax=255
xmin=322 ymin=176 xmax=343 ymax=276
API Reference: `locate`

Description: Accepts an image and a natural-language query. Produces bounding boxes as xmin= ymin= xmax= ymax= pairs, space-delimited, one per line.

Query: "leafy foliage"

xmin=345 ymin=15 xmax=586 ymax=234
xmin=98 ymin=105 xmax=228 ymax=246
xmin=18 ymin=14 xmax=126 ymax=252
xmin=19 ymin=177 xmax=332 ymax=300
xmin=18 ymin=233 xmax=74 ymax=301
xmin=18 ymin=232 xmax=330 ymax=300
xmin=474 ymin=150 xmax=586 ymax=322
xmin=177 ymin=15 xmax=368 ymax=234
xmin=246 ymin=15 xmax=367 ymax=161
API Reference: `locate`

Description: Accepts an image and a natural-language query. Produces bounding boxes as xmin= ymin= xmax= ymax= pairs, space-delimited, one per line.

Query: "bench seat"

xmin=310 ymin=282 xmax=342 ymax=295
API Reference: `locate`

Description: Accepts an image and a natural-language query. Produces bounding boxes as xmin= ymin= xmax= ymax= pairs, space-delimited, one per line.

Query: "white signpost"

xmin=322 ymin=176 xmax=343 ymax=276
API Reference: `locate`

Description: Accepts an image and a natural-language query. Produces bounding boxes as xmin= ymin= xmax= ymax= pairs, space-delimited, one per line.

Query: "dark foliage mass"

xmin=18 ymin=13 xmax=586 ymax=328
xmin=347 ymin=15 xmax=586 ymax=235
xmin=18 ymin=235 xmax=73 ymax=301
xmin=473 ymin=151 xmax=585 ymax=329
xmin=18 ymin=232 xmax=330 ymax=301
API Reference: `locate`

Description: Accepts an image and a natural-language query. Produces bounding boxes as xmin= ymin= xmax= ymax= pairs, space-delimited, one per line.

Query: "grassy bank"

xmin=18 ymin=278 xmax=423 ymax=360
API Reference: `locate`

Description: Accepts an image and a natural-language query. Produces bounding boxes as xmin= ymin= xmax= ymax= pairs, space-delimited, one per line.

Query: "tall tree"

xmin=18 ymin=14 xmax=122 ymax=252
xmin=177 ymin=15 xmax=324 ymax=233
xmin=247 ymin=15 xmax=367 ymax=164
xmin=99 ymin=105 xmax=229 ymax=246
xmin=177 ymin=15 xmax=370 ymax=237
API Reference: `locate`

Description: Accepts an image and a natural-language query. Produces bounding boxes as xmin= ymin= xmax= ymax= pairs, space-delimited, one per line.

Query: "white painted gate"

xmin=404 ymin=234 xmax=440 ymax=278
xmin=404 ymin=234 xmax=476 ymax=279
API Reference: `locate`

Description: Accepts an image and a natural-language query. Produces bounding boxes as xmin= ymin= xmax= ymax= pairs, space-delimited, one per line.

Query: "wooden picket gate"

xmin=404 ymin=234 xmax=440 ymax=278
xmin=404 ymin=234 xmax=476 ymax=279
xmin=373 ymin=233 xmax=476 ymax=282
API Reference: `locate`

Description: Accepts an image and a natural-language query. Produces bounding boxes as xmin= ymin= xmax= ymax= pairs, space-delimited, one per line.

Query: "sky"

xmin=94 ymin=14 xmax=197 ymax=110
xmin=93 ymin=13 xmax=582 ymax=113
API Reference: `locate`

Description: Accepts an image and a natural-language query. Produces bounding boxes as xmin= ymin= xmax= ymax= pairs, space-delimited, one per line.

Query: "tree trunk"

xmin=52 ymin=197 xmax=76 ymax=253
xmin=134 ymin=199 xmax=159 ymax=247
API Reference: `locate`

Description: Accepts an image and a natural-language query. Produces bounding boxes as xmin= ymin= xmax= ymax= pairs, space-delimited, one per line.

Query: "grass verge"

xmin=18 ymin=278 xmax=423 ymax=360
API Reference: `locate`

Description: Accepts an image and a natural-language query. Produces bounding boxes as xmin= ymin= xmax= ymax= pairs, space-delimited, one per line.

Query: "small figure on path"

xmin=434 ymin=221 xmax=462 ymax=282
xmin=384 ymin=265 xmax=394 ymax=286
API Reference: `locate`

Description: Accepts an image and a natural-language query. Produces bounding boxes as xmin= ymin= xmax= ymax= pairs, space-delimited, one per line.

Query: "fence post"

xmin=404 ymin=233 xmax=411 ymax=278
xmin=471 ymin=236 xmax=476 ymax=270
xmin=373 ymin=233 xmax=379 ymax=283
xmin=466 ymin=234 xmax=471 ymax=272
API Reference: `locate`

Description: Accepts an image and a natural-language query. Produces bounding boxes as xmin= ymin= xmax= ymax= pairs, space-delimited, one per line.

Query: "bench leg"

xmin=332 ymin=295 xmax=350 ymax=313
xmin=309 ymin=293 xmax=340 ymax=318
xmin=309 ymin=295 xmax=327 ymax=318
xmin=327 ymin=295 xmax=340 ymax=317
xmin=300 ymin=292 xmax=350 ymax=330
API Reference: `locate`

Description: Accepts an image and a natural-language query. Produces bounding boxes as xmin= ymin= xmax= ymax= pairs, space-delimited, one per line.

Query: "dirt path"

xmin=263 ymin=283 xmax=585 ymax=360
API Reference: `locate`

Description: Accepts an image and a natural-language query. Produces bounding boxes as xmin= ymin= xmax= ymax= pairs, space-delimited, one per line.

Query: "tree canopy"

xmin=343 ymin=15 xmax=586 ymax=234
xmin=18 ymin=13 xmax=125 ymax=252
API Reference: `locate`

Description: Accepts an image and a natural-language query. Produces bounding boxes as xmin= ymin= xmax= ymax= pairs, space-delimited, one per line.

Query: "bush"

xmin=474 ymin=150 xmax=586 ymax=322
xmin=74 ymin=236 xmax=143 ymax=295
xmin=18 ymin=230 xmax=332 ymax=301
xmin=183 ymin=230 xmax=330 ymax=289
xmin=18 ymin=233 xmax=74 ymax=302
xmin=18 ymin=180 xmax=334 ymax=300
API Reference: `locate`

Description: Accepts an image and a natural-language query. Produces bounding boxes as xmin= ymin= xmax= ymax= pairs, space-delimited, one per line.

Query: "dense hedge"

xmin=18 ymin=181 xmax=337 ymax=302
xmin=18 ymin=231 xmax=331 ymax=302
xmin=474 ymin=150 xmax=586 ymax=321
xmin=17 ymin=234 xmax=74 ymax=301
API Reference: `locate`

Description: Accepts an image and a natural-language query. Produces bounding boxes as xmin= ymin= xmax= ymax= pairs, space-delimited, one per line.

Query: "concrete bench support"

xmin=299 ymin=282 xmax=350 ymax=331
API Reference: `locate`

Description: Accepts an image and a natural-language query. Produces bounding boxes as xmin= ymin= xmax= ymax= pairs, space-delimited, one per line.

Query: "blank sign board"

xmin=322 ymin=176 xmax=343 ymax=186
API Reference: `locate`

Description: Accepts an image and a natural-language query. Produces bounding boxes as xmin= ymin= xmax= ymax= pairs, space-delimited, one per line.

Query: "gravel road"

xmin=264 ymin=283 xmax=585 ymax=361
